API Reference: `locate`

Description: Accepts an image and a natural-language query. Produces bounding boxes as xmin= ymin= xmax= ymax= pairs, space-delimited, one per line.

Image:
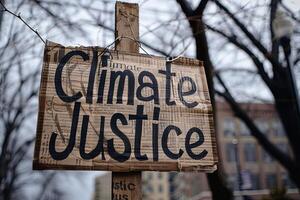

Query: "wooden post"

xmin=115 ymin=2 xmax=139 ymax=53
xmin=112 ymin=2 xmax=142 ymax=200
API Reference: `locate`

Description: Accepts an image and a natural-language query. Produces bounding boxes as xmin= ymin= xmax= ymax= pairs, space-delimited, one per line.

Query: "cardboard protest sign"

xmin=33 ymin=41 xmax=218 ymax=172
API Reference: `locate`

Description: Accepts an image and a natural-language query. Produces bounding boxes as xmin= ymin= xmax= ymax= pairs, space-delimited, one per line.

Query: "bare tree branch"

xmin=214 ymin=67 xmax=257 ymax=75
xmin=176 ymin=0 xmax=194 ymax=17
xmin=215 ymin=73 xmax=295 ymax=170
xmin=213 ymin=0 xmax=283 ymax=69
xmin=95 ymin=20 xmax=170 ymax=56
xmin=270 ymin=0 xmax=280 ymax=60
xmin=0 ymin=1 xmax=45 ymax=43
xmin=194 ymin=0 xmax=209 ymax=15
xmin=206 ymin=24 xmax=273 ymax=89
xmin=280 ymin=1 xmax=300 ymax=23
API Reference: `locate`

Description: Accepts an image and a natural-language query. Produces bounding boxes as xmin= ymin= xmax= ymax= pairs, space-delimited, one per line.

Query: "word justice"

xmin=49 ymin=50 xmax=208 ymax=162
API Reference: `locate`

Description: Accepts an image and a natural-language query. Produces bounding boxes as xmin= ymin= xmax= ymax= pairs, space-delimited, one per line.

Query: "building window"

xmin=250 ymin=173 xmax=260 ymax=190
xmin=159 ymin=184 xmax=163 ymax=193
xmin=263 ymin=150 xmax=273 ymax=163
xmin=266 ymin=173 xmax=277 ymax=189
xmin=226 ymin=143 xmax=237 ymax=162
xmin=255 ymin=119 xmax=269 ymax=135
xmin=158 ymin=172 xmax=162 ymax=179
xmin=272 ymin=119 xmax=285 ymax=136
xmin=282 ymin=173 xmax=296 ymax=189
xmin=223 ymin=118 xmax=236 ymax=136
xmin=227 ymin=173 xmax=239 ymax=190
xmin=146 ymin=185 xmax=153 ymax=193
xmin=240 ymin=121 xmax=250 ymax=135
xmin=241 ymin=170 xmax=252 ymax=190
xmin=277 ymin=142 xmax=289 ymax=154
xmin=244 ymin=143 xmax=257 ymax=162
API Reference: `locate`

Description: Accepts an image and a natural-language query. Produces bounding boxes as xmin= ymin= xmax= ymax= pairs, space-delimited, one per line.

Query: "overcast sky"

xmin=2 ymin=1 xmax=299 ymax=200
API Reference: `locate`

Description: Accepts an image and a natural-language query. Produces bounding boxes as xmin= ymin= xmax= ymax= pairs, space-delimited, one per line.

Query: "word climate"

xmin=48 ymin=49 xmax=210 ymax=164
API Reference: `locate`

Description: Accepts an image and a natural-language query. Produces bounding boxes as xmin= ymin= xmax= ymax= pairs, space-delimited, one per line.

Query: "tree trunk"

xmin=272 ymin=70 xmax=300 ymax=188
xmin=0 ymin=0 xmax=5 ymax=32
xmin=191 ymin=17 xmax=233 ymax=200
xmin=272 ymin=75 xmax=300 ymax=157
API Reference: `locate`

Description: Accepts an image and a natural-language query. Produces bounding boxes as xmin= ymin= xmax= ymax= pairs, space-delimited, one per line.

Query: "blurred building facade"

xmin=172 ymin=101 xmax=298 ymax=200
xmin=217 ymin=101 xmax=293 ymax=191
xmin=93 ymin=102 xmax=298 ymax=200
xmin=142 ymin=172 xmax=170 ymax=200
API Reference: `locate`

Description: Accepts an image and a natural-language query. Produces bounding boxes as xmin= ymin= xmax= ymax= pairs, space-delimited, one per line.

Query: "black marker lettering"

xmin=152 ymin=107 xmax=160 ymax=161
xmin=79 ymin=115 xmax=105 ymax=160
xmin=178 ymin=76 xmax=198 ymax=108
xmin=107 ymin=70 xmax=135 ymax=105
xmin=162 ymin=125 xmax=183 ymax=159
xmin=129 ymin=105 xmax=148 ymax=161
xmin=136 ymin=71 xmax=159 ymax=104
xmin=185 ymin=127 xmax=208 ymax=160
xmin=49 ymin=102 xmax=80 ymax=160
xmin=86 ymin=50 xmax=98 ymax=104
xmin=128 ymin=183 xmax=135 ymax=190
xmin=159 ymin=62 xmax=176 ymax=105
xmin=108 ymin=113 xmax=131 ymax=162
xmin=55 ymin=51 xmax=88 ymax=102
xmin=97 ymin=70 xmax=107 ymax=103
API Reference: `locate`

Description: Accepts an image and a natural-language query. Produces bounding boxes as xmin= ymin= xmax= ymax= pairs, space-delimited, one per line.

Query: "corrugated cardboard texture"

xmin=33 ymin=41 xmax=218 ymax=172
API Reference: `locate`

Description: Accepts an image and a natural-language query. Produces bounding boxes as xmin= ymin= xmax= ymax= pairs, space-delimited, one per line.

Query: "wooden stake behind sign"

xmin=112 ymin=2 xmax=141 ymax=200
